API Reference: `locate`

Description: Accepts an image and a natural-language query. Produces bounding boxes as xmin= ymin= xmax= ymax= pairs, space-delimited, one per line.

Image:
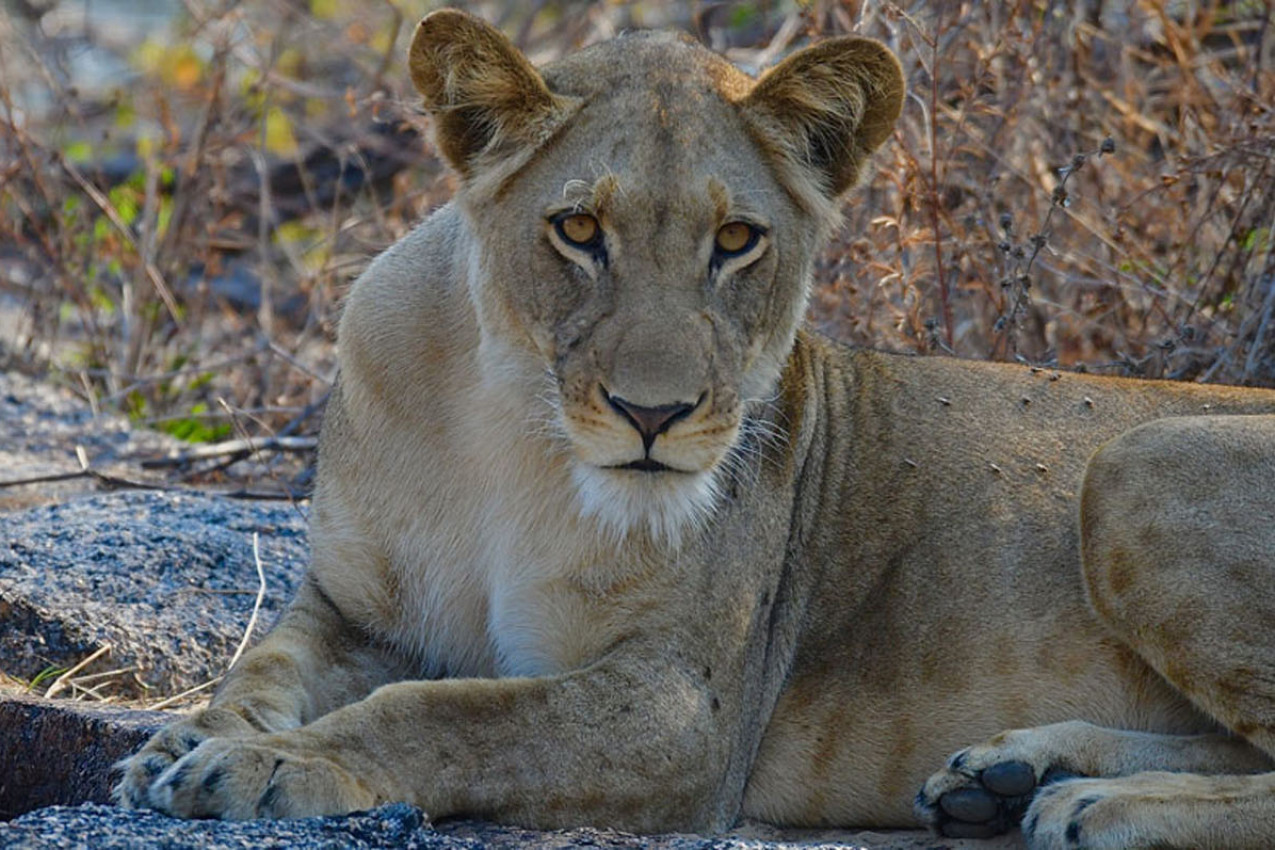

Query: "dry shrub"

xmin=816 ymin=0 xmax=1275 ymax=385
xmin=1 ymin=0 xmax=1271 ymax=488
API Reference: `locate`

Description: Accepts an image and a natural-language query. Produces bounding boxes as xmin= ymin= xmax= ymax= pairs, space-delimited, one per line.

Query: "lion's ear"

xmin=409 ymin=9 xmax=570 ymax=178
xmin=741 ymin=37 xmax=904 ymax=198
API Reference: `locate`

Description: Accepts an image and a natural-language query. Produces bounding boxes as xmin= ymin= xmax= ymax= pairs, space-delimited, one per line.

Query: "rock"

xmin=0 ymin=491 xmax=308 ymax=698
xmin=0 ymin=688 xmax=164 ymax=819
xmin=0 ymin=802 xmax=1017 ymax=849
xmin=0 ymin=803 xmax=457 ymax=849
xmin=0 ymin=370 xmax=179 ymax=512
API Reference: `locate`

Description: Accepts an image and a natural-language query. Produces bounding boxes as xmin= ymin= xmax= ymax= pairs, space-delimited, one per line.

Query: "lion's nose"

xmin=604 ymin=391 xmax=699 ymax=453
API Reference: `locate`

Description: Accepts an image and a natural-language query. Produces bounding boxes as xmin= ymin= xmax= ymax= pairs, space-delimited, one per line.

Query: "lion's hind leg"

xmin=1034 ymin=413 xmax=1275 ymax=850
xmin=919 ymin=415 xmax=1275 ymax=848
xmin=1080 ymin=415 xmax=1275 ymax=761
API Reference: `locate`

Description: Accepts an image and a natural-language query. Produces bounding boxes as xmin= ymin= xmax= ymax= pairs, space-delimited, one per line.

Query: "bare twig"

xmin=141 ymin=435 xmax=317 ymax=469
xmin=225 ymin=532 xmax=267 ymax=673
xmin=147 ymin=677 xmax=220 ymax=711
xmin=44 ymin=645 xmax=111 ymax=700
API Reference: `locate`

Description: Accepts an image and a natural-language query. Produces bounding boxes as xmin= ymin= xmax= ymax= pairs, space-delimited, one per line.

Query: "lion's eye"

xmin=714 ymin=222 xmax=760 ymax=257
xmin=555 ymin=213 xmax=601 ymax=248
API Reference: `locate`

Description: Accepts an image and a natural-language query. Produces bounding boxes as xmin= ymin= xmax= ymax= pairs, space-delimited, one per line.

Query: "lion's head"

xmin=408 ymin=10 xmax=903 ymax=545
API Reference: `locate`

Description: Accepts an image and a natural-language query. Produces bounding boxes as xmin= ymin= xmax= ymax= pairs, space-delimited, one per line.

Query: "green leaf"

xmin=64 ymin=141 xmax=93 ymax=164
xmin=265 ymin=107 xmax=299 ymax=157
xmin=29 ymin=665 xmax=69 ymax=690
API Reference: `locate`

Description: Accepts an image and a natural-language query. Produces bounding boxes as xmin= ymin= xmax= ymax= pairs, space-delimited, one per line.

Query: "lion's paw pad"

xmin=917 ymin=747 xmax=1080 ymax=839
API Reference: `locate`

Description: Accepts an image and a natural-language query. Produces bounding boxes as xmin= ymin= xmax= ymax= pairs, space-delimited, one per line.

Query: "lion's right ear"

xmin=740 ymin=37 xmax=904 ymax=202
xmin=409 ymin=9 xmax=572 ymax=179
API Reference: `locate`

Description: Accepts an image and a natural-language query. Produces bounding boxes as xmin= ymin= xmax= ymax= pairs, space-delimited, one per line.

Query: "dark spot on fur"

xmin=143 ymin=755 xmax=168 ymax=780
xmin=164 ymin=762 xmax=191 ymax=790
xmin=257 ymin=758 xmax=287 ymax=816
xmin=202 ymin=767 xmax=225 ymax=793
xmin=1066 ymin=796 xmax=1099 ymax=845
xmin=181 ymin=733 xmax=203 ymax=752
xmin=258 ymin=781 xmax=282 ymax=816
xmin=1022 ymin=810 xmax=1039 ymax=838
xmin=711 ymin=696 xmax=721 ymax=713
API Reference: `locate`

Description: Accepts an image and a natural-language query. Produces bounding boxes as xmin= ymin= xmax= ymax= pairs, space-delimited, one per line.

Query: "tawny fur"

xmin=115 ymin=11 xmax=1275 ymax=849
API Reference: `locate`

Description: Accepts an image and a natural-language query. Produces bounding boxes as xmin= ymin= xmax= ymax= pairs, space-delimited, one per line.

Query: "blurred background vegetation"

xmin=2 ymin=0 xmax=1273 ymax=495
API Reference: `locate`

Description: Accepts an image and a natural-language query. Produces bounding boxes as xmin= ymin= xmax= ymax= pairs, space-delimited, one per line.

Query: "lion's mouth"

xmin=609 ymin=458 xmax=691 ymax=474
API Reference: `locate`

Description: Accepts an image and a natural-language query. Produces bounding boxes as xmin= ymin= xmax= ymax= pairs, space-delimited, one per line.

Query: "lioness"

xmin=115 ymin=10 xmax=1275 ymax=849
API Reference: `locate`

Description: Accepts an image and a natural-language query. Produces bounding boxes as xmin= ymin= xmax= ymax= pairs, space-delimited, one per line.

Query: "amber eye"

xmin=555 ymin=213 xmax=601 ymax=248
xmin=715 ymin=222 xmax=759 ymax=257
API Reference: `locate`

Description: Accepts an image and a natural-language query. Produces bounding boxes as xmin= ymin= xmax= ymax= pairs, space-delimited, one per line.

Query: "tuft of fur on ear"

xmin=741 ymin=37 xmax=904 ymax=207
xmin=409 ymin=9 xmax=571 ymax=179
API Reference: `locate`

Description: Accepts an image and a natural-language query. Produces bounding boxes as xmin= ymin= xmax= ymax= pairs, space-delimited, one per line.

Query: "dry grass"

xmin=1 ymin=0 xmax=1272 ymax=490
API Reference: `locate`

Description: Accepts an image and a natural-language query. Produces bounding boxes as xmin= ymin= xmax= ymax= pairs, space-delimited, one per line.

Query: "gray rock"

xmin=0 ymin=803 xmax=1001 ymax=849
xmin=0 ymin=370 xmax=179 ymax=512
xmin=0 ymin=491 xmax=308 ymax=698
xmin=0 ymin=688 xmax=164 ymax=818
xmin=0 ymin=803 xmax=457 ymax=849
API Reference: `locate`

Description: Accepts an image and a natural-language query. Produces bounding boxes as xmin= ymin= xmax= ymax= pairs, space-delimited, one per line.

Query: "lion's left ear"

xmin=740 ymin=37 xmax=904 ymax=199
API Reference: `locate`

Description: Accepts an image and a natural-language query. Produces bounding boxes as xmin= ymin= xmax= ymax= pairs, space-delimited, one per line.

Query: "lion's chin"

xmin=570 ymin=462 xmax=722 ymax=549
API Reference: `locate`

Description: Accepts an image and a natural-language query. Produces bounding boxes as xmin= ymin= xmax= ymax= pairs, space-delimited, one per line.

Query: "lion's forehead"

xmin=542 ymin=31 xmax=753 ymax=102
xmin=523 ymin=36 xmax=782 ymax=227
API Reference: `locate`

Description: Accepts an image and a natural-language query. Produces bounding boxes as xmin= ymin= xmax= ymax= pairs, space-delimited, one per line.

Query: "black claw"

xmin=1067 ymin=794 xmax=1099 ymax=844
xmin=256 ymin=757 xmax=287 ymax=816
xmin=949 ymin=749 xmax=970 ymax=771
xmin=202 ymin=767 xmax=225 ymax=793
xmin=940 ymin=787 xmax=999 ymax=823
xmin=181 ymin=733 xmax=203 ymax=752
xmin=1023 ymin=810 xmax=1040 ymax=839
xmin=982 ymin=759 xmax=1037 ymax=796
xmin=142 ymin=756 xmax=168 ymax=780
xmin=164 ymin=762 xmax=192 ymax=790
xmin=258 ymin=779 xmax=283 ymax=816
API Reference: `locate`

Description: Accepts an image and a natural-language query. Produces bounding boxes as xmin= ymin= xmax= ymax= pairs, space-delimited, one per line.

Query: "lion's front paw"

xmin=146 ymin=736 xmax=377 ymax=819
xmin=1018 ymin=778 xmax=1121 ymax=850
xmin=915 ymin=727 xmax=1083 ymax=839
xmin=114 ymin=707 xmax=256 ymax=809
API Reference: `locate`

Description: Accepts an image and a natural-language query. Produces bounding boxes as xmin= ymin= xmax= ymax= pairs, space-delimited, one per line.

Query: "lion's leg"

xmin=1080 ymin=416 xmax=1275 ymax=760
xmin=114 ymin=575 xmax=402 ymax=809
xmin=918 ymin=415 xmax=1275 ymax=848
xmin=137 ymin=648 xmax=736 ymax=832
